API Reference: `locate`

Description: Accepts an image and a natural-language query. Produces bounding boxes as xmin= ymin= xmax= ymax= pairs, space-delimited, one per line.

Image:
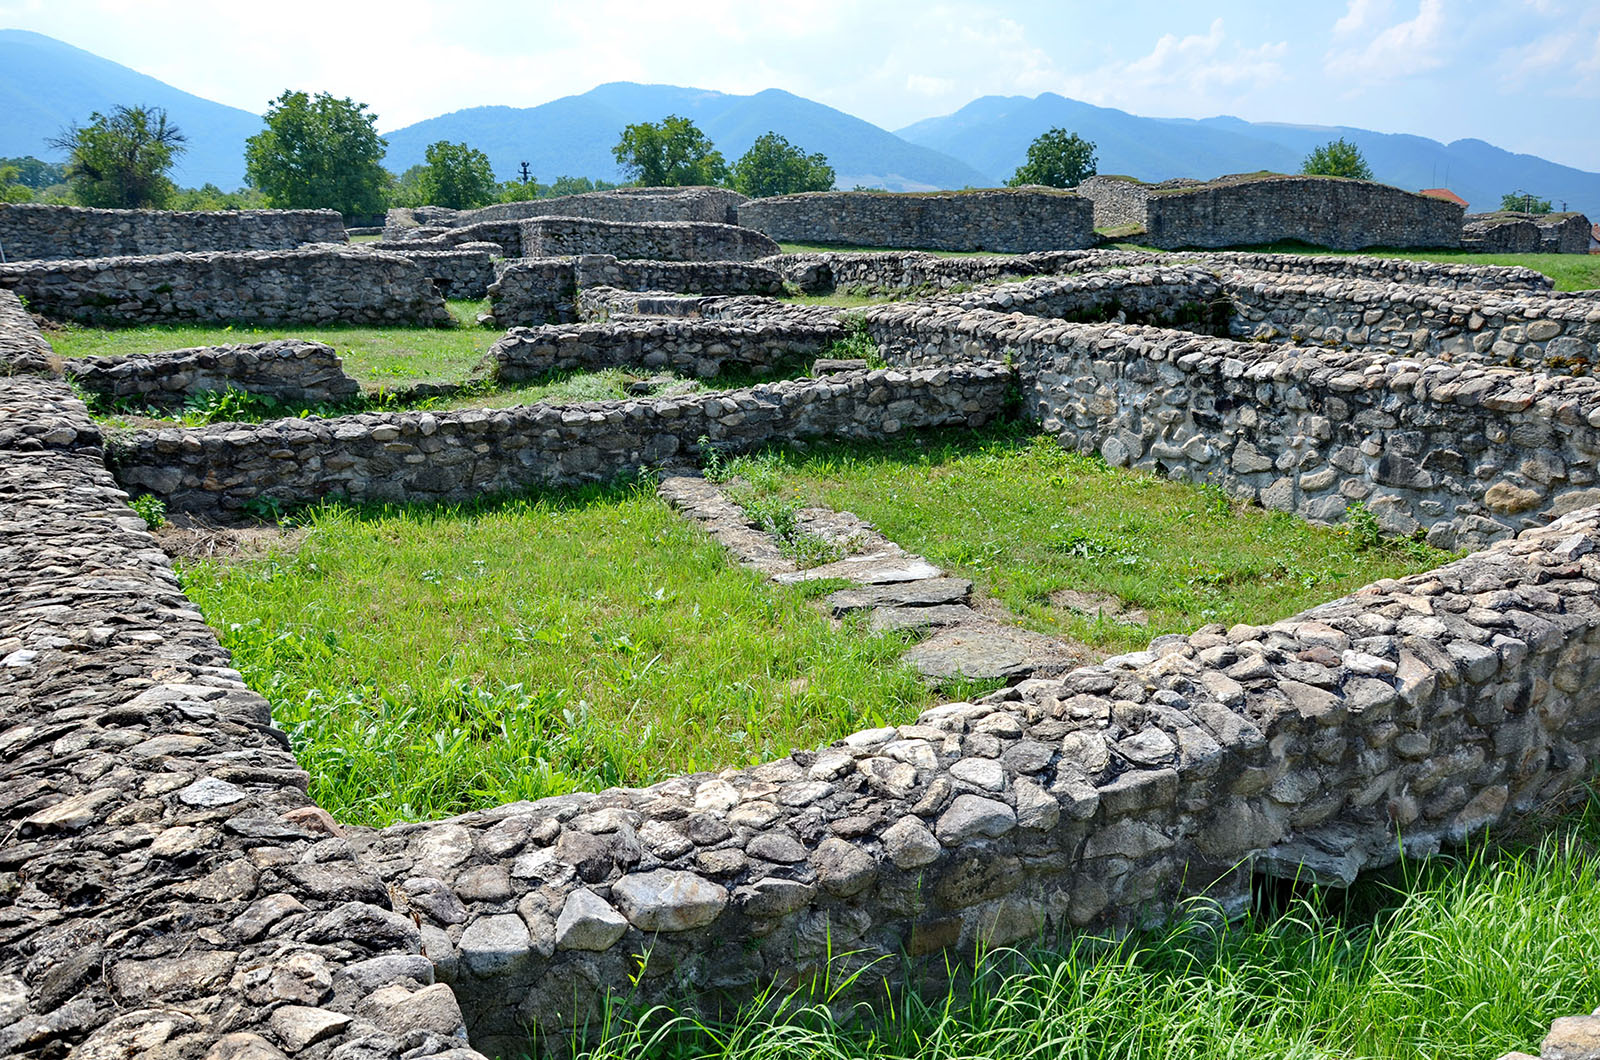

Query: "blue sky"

xmin=4 ymin=0 xmax=1598 ymax=170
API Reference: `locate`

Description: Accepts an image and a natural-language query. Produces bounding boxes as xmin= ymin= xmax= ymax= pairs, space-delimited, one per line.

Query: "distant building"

xmin=1420 ymin=188 xmax=1468 ymax=208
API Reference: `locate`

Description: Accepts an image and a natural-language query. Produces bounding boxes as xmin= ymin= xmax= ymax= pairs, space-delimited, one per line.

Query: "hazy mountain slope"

xmin=0 ymin=29 xmax=262 ymax=188
xmin=381 ymin=83 xmax=992 ymax=191
xmin=899 ymin=93 xmax=1600 ymax=215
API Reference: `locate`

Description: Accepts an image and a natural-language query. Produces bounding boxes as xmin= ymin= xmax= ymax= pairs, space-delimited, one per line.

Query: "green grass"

xmin=1219 ymin=242 xmax=1600 ymax=292
xmin=721 ymin=428 xmax=1449 ymax=653
xmin=45 ymin=298 xmax=497 ymax=389
xmin=575 ymin=798 xmax=1600 ymax=1060
xmin=177 ymin=482 xmax=934 ymax=826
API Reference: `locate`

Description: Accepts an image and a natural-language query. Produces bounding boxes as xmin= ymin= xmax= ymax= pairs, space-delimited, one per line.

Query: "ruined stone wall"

xmin=1072 ymin=176 xmax=1152 ymax=230
xmin=367 ymin=245 xmax=499 ymax=299
xmin=1112 ymin=175 xmax=1465 ymax=250
xmin=1 ymin=306 xmax=487 ymax=1058
xmin=738 ymin=189 xmax=1097 ymax=253
xmin=378 ymin=220 xmax=522 ymax=255
xmin=766 ymin=249 xmax=1156 ymax=294
xmin=0 ymin=288 xmax=54 ymax=374
xmin=1538 ymin=213 xmax=1593 ymax=254
xmin=383 ymin=188 xmax=748 ymax=239
xmin=1203 ymin=251 xmax=1553 ymax=292
xmin=1462 ymin=216 xmax=1543 ymax=253
xmin=928 ymin=266 xmax=1232 ymax=331
xmin=0 ymin=246 xmax=453 ymax=326
xmin=1227 ymin=274 xmax=1600 ymax=371
xmin=107 ymin=364 xmax=1012 ymax=520
xmin=488 ymin=316 xmax=845 ymax=382
xmin=0 ymin=203 xmax=347 ymax=261
xmin=487 ymin=255 xmax=789 ymax=327
xmin=64 ymin=339 xmax=362 ymax=408
xmin=865 ymin=302 xmax=1600 ymax=552
xmin=342 ymin=511 xmax=1600 ymax=1053
xmin=519 ymin=216 xmax=780 ymax=262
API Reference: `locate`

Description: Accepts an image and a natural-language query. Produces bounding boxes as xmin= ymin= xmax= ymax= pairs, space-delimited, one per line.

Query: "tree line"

xmin=2 ymin=96 xmax=1546 ymax=218
xmin=0 ymin=95 xmax=838 ymax=216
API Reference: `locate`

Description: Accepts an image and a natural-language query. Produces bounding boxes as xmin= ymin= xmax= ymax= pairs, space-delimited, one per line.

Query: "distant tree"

xmin=1499 ymin=192 xmax=1552 ymax=214
xmin=1008 ymin=129 xmax=1097 ymax=189
xmin=245 ymin=91 xmax=388 ymax=217
xmin=1301 ymin=137 xmax=1373 ymax=181
xmin=729 ymin=132 xmax=834 ymax=198
xmin=0 ymin=164 xmax=32 ymax=203
xmin=49 ymin=105 xmax=186 ymax=208
xmin=418 ymin=141 xmax=497 ymax=209
xmin=612 ymin=115 xmax=727 ymax=187
xmin=171 ymin=183 xmax=268 ymax=211
xmin=0 ymin=156 xmax=67 ymax=190
xmin=546 ymin=175 xmax=618 ymax=197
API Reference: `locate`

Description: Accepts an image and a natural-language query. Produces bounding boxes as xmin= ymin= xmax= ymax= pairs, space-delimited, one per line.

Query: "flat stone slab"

xmin=903 ymin=622 xmax=1073 ymax=682
xmin=868 ymin=604 xmax=978 ymax=633
xmin=773 ymin=552 xmax=943 ymax=586
xmin=826 ymin=577 xmax=974 ymax=615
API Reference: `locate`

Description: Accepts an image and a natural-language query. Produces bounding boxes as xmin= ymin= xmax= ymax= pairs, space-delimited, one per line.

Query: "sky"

xmin=3 ymin=0 xmax=1598 ymax=171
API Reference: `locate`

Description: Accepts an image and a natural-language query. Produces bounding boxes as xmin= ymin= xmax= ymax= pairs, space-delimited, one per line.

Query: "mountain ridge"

xmin=2 ymin=29 xmax=1596 ymax=215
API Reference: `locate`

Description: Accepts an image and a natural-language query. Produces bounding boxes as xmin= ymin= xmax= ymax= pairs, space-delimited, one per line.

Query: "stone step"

xmin=867 ymin=603 xmax=978 ymax=633
xmin=825 ymin=577 xmax=974 ymax=616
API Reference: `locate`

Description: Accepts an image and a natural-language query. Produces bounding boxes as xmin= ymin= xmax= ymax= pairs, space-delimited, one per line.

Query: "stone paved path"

xmin=658 ymin=472 xmax=1092 ymax=682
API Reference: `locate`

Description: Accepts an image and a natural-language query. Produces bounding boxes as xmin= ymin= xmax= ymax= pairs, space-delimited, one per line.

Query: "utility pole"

xmin=518 ymin=161 xmax=531 ymax=185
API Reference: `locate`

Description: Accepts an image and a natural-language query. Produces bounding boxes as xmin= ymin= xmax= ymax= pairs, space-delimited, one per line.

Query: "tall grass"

xmin=571 ymin=809 xmax=1600 ymax=1060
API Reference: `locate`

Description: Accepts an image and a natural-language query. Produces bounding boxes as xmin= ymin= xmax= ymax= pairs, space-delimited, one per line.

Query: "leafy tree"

xmin=547 ymin=175 xmax=618 ymax=197
xmin=245 ymin=91 xmax=388 ymax=216
xmin=1301 ymin=137 xmax=1374 ymax=181
xmin=171 ymin=183 xmax=267 ymax=211
xmin=418 ymin=141 xmax=497 ymax=209
xmin=1499 ymin=192 xmax=1552 ymax=214
xmin=49 ymin=105 xmax=186 ymax=208
xmin=0 ymin=157 xmax=67 ymax=190
xmin=729 ymin=132 xmax=835 ymax=197
xmin=0 ymin=164 xmax=32 ymax=203
xmin=612 ymin=115 xmax=727 ymax=187
xmin=1008 ymin=129 xmax=1097 ymax=188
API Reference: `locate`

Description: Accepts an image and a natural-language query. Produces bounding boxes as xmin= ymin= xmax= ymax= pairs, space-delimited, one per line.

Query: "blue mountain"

xmin=0 ymin=29 xmax=262 ymax=188
xmin=380 ymin=83 xmax=994 ymax=192
xmin=896 ymin=93 xmax=1600 ymax=217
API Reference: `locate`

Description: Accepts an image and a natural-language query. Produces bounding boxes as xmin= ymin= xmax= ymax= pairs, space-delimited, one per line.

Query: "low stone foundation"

xmin=107 ymin=364 xmax=1012 ymax=519
xmin=488 ymin=255 xmax=789 ymax=327
xmin=866 ymin=301 xmax=1600 ymax=552
xmin=0 ymin=246 xmax=453 ymax=327
xmin=367 ymin=244 xmax=500 ymax=299
xmin=488 ymin=316 xmax=845 ymax=382
xmin=0 ymin=202 xmax=347 ymax=261
xmin=64 ymin=339 xmax=362 ymax=408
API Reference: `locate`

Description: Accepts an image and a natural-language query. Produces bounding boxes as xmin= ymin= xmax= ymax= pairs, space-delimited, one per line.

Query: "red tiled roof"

xmin=1420 ymin=188 xmax=1468 ymax=207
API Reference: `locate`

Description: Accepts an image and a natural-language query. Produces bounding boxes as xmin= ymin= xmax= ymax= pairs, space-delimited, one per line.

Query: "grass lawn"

xmin=581 ymin=806 xmax=1600 ymax=1060
xmin=177 ymin=483 xmax=936 ymax=826
xmin=44 ymin=298 xmax=497 ymax=390
xmin=725 ymin=428 xmax=1450 ymax=654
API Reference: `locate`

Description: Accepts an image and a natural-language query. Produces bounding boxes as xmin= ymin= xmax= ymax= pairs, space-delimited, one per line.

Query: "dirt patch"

xmin=154 ymin=518 xmax=305 ymax=563
xmin=1050 ymin=587 xmax=1149 ymax=627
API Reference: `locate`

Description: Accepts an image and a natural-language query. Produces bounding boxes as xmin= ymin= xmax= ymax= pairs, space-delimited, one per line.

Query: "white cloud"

xmin=1323 ymin=0 xmax=1448 ymax=81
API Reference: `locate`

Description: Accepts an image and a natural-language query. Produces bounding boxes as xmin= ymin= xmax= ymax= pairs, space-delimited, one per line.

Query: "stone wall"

xmin=1075 ymin=174 xmax=1465 ymax=250
xmin=926 ymin=266 xmax=1231 ymax=332
xmin=1073 ymin=175 xmax=1152 ymax=230
xmin=487 ymin=255 xmax=788 ymax=327
xmin=1462 ymin=216 xmax=1543 ymax=253
xmin=766 ymin=249 xmax=1155 ymax=295
xmin=519 ymin=216 xmax=780 ymax=262
xmin=1538 ymin=213 xmax=1593 ymax=254
xmin=488 ymin=316 xmax=845 ymax=382
xmin=0 ymin=203 xmax=347 ymax=261
xmin=64 ymin=339 xmax=362 ymax=408
xmin=1203 ymin=251 xmax=1553 ymax=292
xmin=737 ymin=188 xmax=1097 ymax=253
xmin=107 ymin=364 xmax=1012 ymax=520
xmin=368 ymin=244 xmax=500 ymax=299
xmin=1227 ymin=274 xmax=1600 ymax=371
xmin=383 ymin=188 xmax=748 ymax=239
xmin=1 ymin=309 xmax=488 ymax=1058
xmin=0 ymin=288 xmax=54 ymax=375
xmin=379 ymin=220 xmax=523 ymax=254
xmin=0 ymin=246 xmax=453 ymax=326
xmin=865 ymin=301 xmax=1600 ymax=552
xmin=342 ymin=509 xmax=1600 ymax=1053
